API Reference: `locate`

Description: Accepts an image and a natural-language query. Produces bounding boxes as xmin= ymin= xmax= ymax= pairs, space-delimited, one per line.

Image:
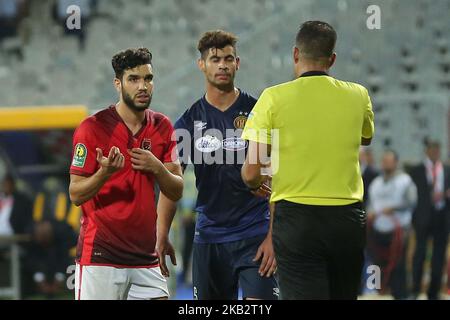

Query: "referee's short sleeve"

xmin=362 ymin=89 xmax=374 ymax=139
xmin=242 ymin=89 xmax=273 ymax=145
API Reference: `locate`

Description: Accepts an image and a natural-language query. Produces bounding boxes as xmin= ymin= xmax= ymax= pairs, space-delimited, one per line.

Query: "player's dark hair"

xmin=296 ymin=21 xmax=337 ymax=60
xmin=111 ymin=47 xmax=152 ymax=80
xmin=197 ymin=30 xmax=238 ymax=59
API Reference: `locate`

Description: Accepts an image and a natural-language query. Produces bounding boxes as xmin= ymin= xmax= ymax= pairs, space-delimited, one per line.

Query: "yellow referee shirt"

xmin=242 ymin=71 xmax=374 ymax=205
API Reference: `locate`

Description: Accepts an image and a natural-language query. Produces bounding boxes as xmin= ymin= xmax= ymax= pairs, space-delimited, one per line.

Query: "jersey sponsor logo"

xmin=233 ymin=114 xmax=248 ymax=129
xmin=222 ymin=137 xmax=248 ymax=151
xmin=195 ymin=135 xmax=221 ymax=153
xmin=194 ymin=121 xmax=207 ymax=131
xmin=72 ymin=143 xmax=87 ymax=168
xmin=141 ymin=138 xmax=152 ymax=151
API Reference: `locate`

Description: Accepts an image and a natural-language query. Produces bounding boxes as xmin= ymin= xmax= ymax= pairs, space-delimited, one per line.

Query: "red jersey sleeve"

xmin=161 ymin=117 xmax=178 ymax=163
xmin=70 ymin=119 xmax=99 ymax=176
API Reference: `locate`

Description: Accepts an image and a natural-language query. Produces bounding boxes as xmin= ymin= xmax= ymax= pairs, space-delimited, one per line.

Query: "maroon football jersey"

xmin=70 ymin=106 xmax=177 ymax=267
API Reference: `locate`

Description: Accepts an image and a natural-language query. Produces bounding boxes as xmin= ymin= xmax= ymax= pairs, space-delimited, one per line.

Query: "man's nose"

xmin=218 ymin=61 xmax=227 ymax=70
xmin=138 ymin=80 xmax=148 ymax=90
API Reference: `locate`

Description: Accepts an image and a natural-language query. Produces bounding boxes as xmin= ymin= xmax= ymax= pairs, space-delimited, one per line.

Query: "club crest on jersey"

xmin=233 ymin=115 xmax=247 ymax=129
xmin=141 ymin=138 xmax=152 ymax=151
xmin=72 ymin=143 xmax=87 ymax=168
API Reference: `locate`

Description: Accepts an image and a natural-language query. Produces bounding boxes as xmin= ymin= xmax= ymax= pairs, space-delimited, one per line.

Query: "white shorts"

xmin=75 ymin=264 xmax=170 ymax=300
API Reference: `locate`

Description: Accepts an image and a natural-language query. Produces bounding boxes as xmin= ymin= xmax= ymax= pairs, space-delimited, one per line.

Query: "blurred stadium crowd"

xmin=0 ymin=0 xmax=449 ymax=299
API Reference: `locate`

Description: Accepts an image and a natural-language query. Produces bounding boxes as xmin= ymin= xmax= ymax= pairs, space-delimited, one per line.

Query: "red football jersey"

xmin=70 ymin=106 xmax=177 ymax=267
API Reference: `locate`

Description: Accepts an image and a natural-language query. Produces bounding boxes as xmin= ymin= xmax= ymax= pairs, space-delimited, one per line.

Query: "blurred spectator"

xmin=23 ymin=219 xmax=77 ymax=299
xmin=409 ymin=140 xmax=450 ymax=300
xmin=0 ymin=173 xmax=33 ymax=297
xmin=359 ymin=147 xmax=379 ymax=295
xmin=0 ymin=0 xmax=28 ymax=59
xmin=0 ymin=173 xmax=33 ymax=237
xmin=367 ymin=150 xmax=417 ymax=299
xmin=0 ymin=0 xmax=21 ymax=39
xmin=360 ymin=147 xmax=379 ymax=209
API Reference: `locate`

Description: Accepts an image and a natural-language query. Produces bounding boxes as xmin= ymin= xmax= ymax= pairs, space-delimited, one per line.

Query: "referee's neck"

xmin=294 ymin=56 xmax=334 ymax=78
xmin=295 ymin=66 xmax=329 ymax=78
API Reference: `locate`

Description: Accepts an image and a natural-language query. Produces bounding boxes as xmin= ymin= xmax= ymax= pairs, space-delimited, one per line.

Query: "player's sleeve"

xmin=161 ymin=117 xmax=179 ymax=164
xmin=241 ymin=89 xmax=273 ymax=145
xmin=69 ymin=120 xmax=99 ymax=177
xmin=173 ymin=114 xmax=192 ymax=171
xmin=362 ymin=88 xmax=375 ymax=139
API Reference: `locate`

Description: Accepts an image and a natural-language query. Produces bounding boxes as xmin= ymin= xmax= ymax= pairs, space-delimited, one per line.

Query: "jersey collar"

xmin=299 ymin=71 xmax=329 ymax=78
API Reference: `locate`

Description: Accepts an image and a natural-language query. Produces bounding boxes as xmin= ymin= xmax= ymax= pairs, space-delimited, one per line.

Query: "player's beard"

xmin=122 ymin=87 xmax=152 ymax=112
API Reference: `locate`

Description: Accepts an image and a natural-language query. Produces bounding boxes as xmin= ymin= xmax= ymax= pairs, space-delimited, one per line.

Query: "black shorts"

xmin=192 ymin=234 xmax=279 ymax=300
xmin=273 ymin=200 xmax=366 ymax=300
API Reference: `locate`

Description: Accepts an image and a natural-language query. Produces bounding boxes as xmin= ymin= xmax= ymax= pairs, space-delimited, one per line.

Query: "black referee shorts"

xmin=273 ymin=200 xmax=366 ymax=300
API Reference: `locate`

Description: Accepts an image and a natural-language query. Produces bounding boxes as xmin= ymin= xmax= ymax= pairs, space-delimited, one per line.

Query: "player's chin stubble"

xmin=122 ymin=88 xmax=152 ymax=111
xmin=209 ymin=77 xmax=235 ymax=92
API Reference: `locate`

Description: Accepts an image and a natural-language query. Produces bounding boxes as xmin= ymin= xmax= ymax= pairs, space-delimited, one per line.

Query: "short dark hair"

xmin=384 ymin=149 xmax=399 ymax=161
xmin=197 ymin=30 xmax=238 ymax=59
xmin=296 ymin=21 xmax=337 ymax=60
xmin=424 ymin=138 xmax=441 ymax=149
xmin=2 ymin=173 xmax=15 ymax=184
xmin=111 ymin=47 xmax=152 ymax=80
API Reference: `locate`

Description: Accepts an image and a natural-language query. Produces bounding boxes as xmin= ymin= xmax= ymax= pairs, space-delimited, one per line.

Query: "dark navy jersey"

xmin=174 ymin=90 xmax=269 ymax=243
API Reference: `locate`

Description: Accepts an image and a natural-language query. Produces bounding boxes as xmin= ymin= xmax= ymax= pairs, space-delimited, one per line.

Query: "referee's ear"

xmin=328 ymin=52 xmax=337 ymax=69
xmin=293 ymin=46 xmax=300 ymax=64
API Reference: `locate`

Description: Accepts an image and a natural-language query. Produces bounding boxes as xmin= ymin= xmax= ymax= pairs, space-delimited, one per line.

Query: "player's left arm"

xmin=128 ymin=148 xmax=183 ymax=201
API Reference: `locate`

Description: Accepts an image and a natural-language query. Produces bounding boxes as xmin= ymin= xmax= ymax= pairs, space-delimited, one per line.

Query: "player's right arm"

xmin=69 ymin=147 xmax=125 ymax=206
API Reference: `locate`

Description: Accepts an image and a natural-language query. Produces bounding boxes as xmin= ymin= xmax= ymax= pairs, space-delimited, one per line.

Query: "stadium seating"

xmin=0 ymin=0 xmax=449 ymax=162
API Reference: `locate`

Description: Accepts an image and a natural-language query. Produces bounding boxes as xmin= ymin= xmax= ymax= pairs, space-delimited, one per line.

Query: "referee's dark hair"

xmin=111 ymin=47 xmax=152 ymax=81
xmin=296 ymin=21 xmax=337 ymax=60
